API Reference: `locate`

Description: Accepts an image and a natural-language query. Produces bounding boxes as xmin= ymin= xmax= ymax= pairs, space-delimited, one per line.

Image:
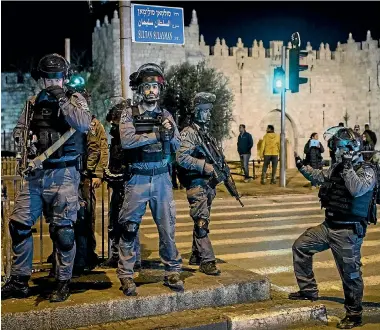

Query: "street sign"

xmin=131 ymin=3 xmax=185 ymax=45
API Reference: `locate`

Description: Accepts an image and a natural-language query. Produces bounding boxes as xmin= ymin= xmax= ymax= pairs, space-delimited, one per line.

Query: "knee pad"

xmin=9 ymin=221 xmax=32 ymax=245
xmin=194 ymin=219 xmax=209 ymax=239
xmin=121 ymin=222 xmax=139 ymax=241
xmin=50 ymin=225 xmax=75 ymax=252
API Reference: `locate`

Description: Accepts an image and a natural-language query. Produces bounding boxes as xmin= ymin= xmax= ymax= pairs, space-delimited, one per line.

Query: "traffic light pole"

xmin=280 ymin=46 xmax=287 ymax=187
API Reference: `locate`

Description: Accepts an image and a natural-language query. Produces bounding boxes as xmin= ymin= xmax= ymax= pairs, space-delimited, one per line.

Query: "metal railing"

xmin=1 ymin=131 xmax=17 ymax=153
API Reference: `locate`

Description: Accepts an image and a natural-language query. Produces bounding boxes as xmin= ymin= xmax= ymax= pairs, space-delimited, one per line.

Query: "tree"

xmin=162 ymin=60 xmax=234 ymax=142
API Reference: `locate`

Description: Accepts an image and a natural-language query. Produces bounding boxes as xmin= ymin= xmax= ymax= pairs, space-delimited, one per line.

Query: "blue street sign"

xmin=131 ymin=3 xmax=185 ymax=45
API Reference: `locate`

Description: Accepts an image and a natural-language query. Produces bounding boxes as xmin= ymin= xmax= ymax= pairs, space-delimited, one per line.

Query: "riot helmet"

xmin=129 ymin=63 xmax=166 ymax=104
xmin=192 ymin=92 xmax=216 ymax=126
xmin=324 ymin=126 xmax=363 ymax=163
xmin=36 ymin=53 xmax=71 ymax=80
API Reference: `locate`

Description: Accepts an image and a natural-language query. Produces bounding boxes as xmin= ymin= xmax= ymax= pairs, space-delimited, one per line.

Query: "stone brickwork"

xmin=1 ymin=73 xmax=38 ymax=133
xmin=92 ymin=10 xmax=380 ymax=163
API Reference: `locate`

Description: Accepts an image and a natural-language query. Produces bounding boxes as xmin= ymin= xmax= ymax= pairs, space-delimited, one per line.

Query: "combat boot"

xmin=120 ymin=277 xmax=137 ymax=296
xmin=189 ymin=253 xmax=201 ymax=265
xmin=1 ymin=275 xmax=30 ymax=300
xmin=288 ymin=291 xmax=318 ymax=301
xmin=134 ymin=260 xmax=142 ymax=272
xmin=199 ymin=261 xmax=221 ymax=276
xmin=99 ymin=255 xmax=119 ymax=268
xmin=163 ymin=273 xmax=184 ymax=292
xmin=337 ymin=315 xmax=363 ymax=329
xmin=50 ymin=280 xmax=70 ymax=302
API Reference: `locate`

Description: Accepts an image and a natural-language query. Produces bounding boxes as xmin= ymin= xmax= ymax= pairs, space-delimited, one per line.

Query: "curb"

xmin=225 ymin=304 xmax=328 ymax=330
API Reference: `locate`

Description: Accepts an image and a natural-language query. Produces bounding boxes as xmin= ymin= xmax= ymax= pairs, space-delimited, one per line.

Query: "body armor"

xmin=29 ymin=90 xmax=85 ymax=160
xmin=177 ymin=127 xmax=219 ymax=188
xmin=126 ymin=106 xmax=166 ymax=163
xmin=319 ymin=163 xmax=374 ymax=224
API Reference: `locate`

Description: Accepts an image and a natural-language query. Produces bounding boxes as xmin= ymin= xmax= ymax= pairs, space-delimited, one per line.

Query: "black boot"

xmin=134 ymin=260 xmax=142 ymax=272
xmin=337 ymin=315 xmax=363 ymax=329
xmin=50 ymin=280 xmax=70 ymax=302
xmin=199 ymin=261 xmax=221 ymax=276
xmin=163 ymin=273 xmax=184 ymax=292
xmin=288 ymin=291 xmax=318 ymax=301
xmin=120 ymin=277 xmax=137 ymax=296
xmin=72 ymin=265 xmax=85 ymax=278
xmin=270 ymin=177 xmax=277 ymax=184
xmin=260 ymin=174 xmax=266 ymax=185
xmin=189 ymin=253 xmax=201 ymax=266
xmin=99 ymin=255 xmax=119 ymax=268
xmin=1 ymin=275 xmax=30 ymax=300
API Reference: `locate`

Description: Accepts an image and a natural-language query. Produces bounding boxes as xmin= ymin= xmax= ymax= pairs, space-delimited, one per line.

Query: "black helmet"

xmin=324 ymin=126 xmax=363 ymax=154
xmin=37 ymin=53 xmax=71 ymax=79
xmin=129 ymin=63 xmax=166 ymax=91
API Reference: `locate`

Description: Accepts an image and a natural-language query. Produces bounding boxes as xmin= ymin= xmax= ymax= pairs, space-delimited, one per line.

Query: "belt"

xmin=43 ymin=159 xmax=78 ymax=170
xmin=131 ymin=166 xmax=168 ymax=176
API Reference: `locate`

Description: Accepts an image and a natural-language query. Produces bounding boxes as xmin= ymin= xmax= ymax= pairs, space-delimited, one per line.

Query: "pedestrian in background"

xmin=237 ymin=124 xmax=253 ymax=183
xmin=260 ymin=125 xmax=280 ymax=185
xmin=303 ymin=132 xmax=324 ymax=189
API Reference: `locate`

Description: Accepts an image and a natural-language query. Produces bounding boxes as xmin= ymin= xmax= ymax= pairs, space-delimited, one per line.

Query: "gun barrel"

xmin=237 ymin=198 xmax=244 ymax=207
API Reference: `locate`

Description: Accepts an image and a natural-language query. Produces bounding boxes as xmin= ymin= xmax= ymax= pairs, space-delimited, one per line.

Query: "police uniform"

xmin=176 ymin=92 xmax=221 ymax=276
xmin=117 ymin=63 xmax=183 ymax=295
xmin=101 ymin=100 xmax=141 ymax=269
xmin=74 ymin=116 xmax=109 ymax=272
xmin=290 ymin=126 xmax=378 ymax=329
xmin=1 ymin=53 xmax=91 ymax=303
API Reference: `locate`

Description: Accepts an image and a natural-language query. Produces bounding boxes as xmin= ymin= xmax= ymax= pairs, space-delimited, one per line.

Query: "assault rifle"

xmin=192 ymin=124 xmax=244 ymax=207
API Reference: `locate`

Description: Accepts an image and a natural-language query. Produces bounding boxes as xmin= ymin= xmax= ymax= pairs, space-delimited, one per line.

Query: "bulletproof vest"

xmin=109 ymin=125 xmax=127 ymax=174
xmin=125 ymin=106 xmax=165 ymax=163
xmin=30 ymin=89 xmax=85 ymax=159
xmin=319 ymin=162 xmax=374 ymax=223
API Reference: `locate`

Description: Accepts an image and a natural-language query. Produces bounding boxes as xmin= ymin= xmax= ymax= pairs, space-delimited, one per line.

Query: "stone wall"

xmin=1 ymin=73 xmax=38 ymax=133
xmin=92 ymin=9 xmax=380 ymax=164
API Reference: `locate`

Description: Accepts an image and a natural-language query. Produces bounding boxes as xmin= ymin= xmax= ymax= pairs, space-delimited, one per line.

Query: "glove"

xmin=342 ymin=151 xmax=354 ymax=170
xmin=45 ymin=85 xmax=66 ymax=102
xmin=203 ymin=163 xmax=214 ymax=176
xmin=295 ymin=156 xmax=304 ymax=170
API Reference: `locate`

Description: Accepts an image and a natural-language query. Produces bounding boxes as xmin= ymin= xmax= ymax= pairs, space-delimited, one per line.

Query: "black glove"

xmin=342 ymin=151 xmax=354 ymax=170
xmin=295 ymin=156 xmax=304 ymax=170
xmin=45 ymin=85 xmax=66 ymax=102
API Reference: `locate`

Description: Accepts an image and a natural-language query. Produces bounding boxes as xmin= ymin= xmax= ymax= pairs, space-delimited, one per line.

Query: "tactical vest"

xmin=125 ymin=106 xmax=166 ymax=163
xmin=30 ymin=90 xmax=85 ymax=159
xmin=177 ymin=126 xmax=219 ymax=187
xmin=319 ymin=162 xmax=374 ymax=224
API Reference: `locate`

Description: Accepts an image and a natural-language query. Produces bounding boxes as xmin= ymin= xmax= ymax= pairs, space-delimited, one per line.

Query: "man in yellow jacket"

xmin=259 ymin=125 xmax=280 ymax=184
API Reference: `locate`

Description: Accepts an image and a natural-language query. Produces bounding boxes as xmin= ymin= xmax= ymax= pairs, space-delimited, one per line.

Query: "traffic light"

xmin=273 ymin=67 xmax=285 ymax=94
xmin=288 ymin=48 xmax=308 ymax=93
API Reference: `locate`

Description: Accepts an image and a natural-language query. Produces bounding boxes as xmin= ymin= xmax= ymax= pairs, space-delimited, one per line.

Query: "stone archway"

xmin=259 ymin=109 xmax=296 ymax=168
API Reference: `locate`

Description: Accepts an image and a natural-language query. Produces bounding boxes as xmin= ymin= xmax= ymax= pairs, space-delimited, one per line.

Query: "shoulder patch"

xmin=70 ymin=93 xmax=89 ymax=110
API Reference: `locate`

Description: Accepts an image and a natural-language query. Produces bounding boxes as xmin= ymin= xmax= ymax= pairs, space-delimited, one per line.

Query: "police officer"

xmin=101 ymin=97 xmax=141 ymax=270
xmin=1 ymin=53 xmax=91 ymax=302
xmin=73 ymin=114 xmax=109 ymax=275
xmin=176 ymin=92 xmax=221 ymax=276
xmin=118 ymin=63 xmax=183 ymax=295
xmin=289 ymin=126 xmax=378 ymax=329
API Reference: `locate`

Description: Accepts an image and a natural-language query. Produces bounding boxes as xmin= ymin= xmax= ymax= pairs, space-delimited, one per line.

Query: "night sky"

xmin=2 ymin=1 xmax=379 ymax=72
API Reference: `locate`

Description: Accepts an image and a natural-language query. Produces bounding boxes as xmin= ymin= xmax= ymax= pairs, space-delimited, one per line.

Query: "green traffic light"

xmin=273 ymin=67 xmax=285 ymax=94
